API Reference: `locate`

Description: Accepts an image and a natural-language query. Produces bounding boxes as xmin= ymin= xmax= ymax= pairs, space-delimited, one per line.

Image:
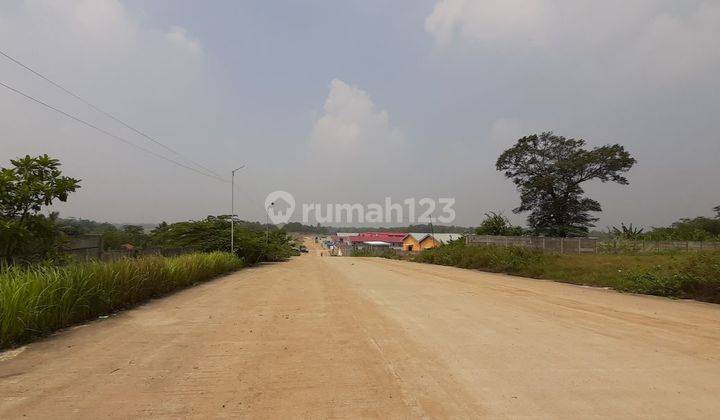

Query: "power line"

xmin=0 ymin=49 xmax=224 ymax=180
xmin=0 ymin=80 xmax=228 ymax=183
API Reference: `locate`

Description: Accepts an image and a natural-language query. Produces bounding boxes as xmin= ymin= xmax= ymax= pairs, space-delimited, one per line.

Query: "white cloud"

xmin=425 ymin=0 xmax=550 ymax=46
xmin=0 ymin=0 xmax=228 ymax=222
xmin=303 ymin=79 xmax=408 ymax=198
xmin=310 ymin=79 xmax=404 ymax=152
xmin=425 ymin=1 xmax=720 ymax=85
xmin=620 ymin=3 xmax=720 ymax=85
xmin=165 ymin=26 xmax=203 ymax=57
xmin=72 ymin=0 xmax=129 ymax=36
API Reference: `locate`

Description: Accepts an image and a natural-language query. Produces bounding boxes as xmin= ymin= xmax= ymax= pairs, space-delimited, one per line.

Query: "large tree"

xmin=475 ymin=211 xmax=525 ymax=236
xmin=0 ymin=154 xmax=81 ymax=262
xmin=147 ymin=216 xmax=294 ymax=264
xmin=496 ymin=132 xmax=636 ymax=237
xmin=714 ymin=205 xmax=720 ymax=219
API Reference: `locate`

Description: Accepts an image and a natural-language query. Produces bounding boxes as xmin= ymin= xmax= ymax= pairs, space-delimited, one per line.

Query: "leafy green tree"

xmin=0 ymin=155 xmax=80 ymax=263
xmin=496 ymin=132 xmax=636 ymax=237
xmin=0 ymin=155 xmax=80 ymax=220
xmin=57 ymin=218 xmax=149 ymax=250
xmin=714 ymin=205 xmax=720 ymax=219
xmin=475 ymin=211 xmax=525 ymax=236
xmin=646 ymin=217 xmax=720 ymax=241
xmin=609 ymin=223 xmax=644 ymax=240
xmin=121 ymin=225 xmax=147 ymax=246
xmin=147 ymin=215 xmax=294 ymax=264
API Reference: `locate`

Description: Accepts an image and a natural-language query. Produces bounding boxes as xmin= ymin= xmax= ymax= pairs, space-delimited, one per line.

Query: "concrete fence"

xmin=466 ymin=235 xmax=720 ymax=254
xmin=599 ymin=239 xmax=720 ymax=253
xmin=65 ymin=235 xmax=194 ymax=262
xmin=466 ymin=235 xmax=598 ymax=254
xmin=64 ymin=235 xmax=104 ymax=261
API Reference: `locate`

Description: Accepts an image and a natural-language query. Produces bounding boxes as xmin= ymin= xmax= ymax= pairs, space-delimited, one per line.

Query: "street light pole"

xmin=266 ymin=202 xmax=274 ymax=245
xmin=230 ymin=165 xmax=245 ymax=254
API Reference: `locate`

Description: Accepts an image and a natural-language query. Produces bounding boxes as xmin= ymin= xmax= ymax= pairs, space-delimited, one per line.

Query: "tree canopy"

xmin=496 ymin=132 xmax=636 ymax=237
xmin=646 ymin=215 xmax=720 ymax=241
xmin=475 ymin=211 xmax=525 ymax=236
xmin=148 ymin=216 xmax=294 ymax=264
xmin=0 ymin=155 xmax=80 ymax=220
xmin=0 ymin=155 xmax=80 ymax=263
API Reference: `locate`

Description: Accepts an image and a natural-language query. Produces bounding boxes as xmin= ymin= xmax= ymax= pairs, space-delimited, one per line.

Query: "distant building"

xmin=336 ymin=232 xmax=359 ymax=238
xmin=346 ymin=232 xmax=407 ymax=250
xmin=334 ymin=232 xmax=359 ymax=245
xmin=402 ymin=233 xmax=426 ymax=252
xmin=403 ymin=233 xmax=464 ymax=251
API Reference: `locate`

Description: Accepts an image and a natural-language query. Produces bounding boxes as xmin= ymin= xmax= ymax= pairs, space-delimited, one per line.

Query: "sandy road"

xmin=2 ymin=251 xmax=720 ymax=418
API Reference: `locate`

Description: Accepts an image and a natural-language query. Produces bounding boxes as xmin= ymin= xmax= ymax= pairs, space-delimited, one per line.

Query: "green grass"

xmin=414 ymin=243 xmax=720 ymax=303
xmin=0 ymin=252 xmax=242 ymax=349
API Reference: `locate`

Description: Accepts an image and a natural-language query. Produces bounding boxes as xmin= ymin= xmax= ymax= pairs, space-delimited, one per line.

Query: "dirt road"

xmin=2 ymin=251 xmax=720 ymax=418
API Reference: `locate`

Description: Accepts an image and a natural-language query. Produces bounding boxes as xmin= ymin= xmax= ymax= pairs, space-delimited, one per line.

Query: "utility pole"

xmin=266 ymin=202 xmax=274 ymax=245
xmin=429 ymin=216 xmax=436 ymax=245
xmin=230 ymin=166 xmax=245 ymax=254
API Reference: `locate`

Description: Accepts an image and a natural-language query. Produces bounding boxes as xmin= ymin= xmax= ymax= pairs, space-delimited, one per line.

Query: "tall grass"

xmin=414 ymin=242 xmax=548 ymax=277
xmin=0 ymin=252 xmax=242 ymax=348
xmin=617 ymin=251 xmax=720 ymax=302
xmin=413 ymin=242 xmax=720 ymax=303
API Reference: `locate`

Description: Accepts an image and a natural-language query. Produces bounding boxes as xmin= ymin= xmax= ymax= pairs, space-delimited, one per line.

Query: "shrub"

xmin=618 ymin=268 xmax=683 ymax=297
xmin=414 ymin=241 xmax=549 ymax=276
xmin=0 ymin=252 xmax=242 ymax=348
xmin=677 ymin=251 xmax=720 ymax=300
xmin=414 ymin=242 xmax=720 ymax=304
xmin=618 ymin=251 xmax=720 ymax=302
xmin=147 ymin=216 xmax=295 ymax=263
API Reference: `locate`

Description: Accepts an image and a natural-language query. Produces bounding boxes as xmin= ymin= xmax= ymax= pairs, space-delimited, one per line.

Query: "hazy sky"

xmin=1 ymin=0 xmax=718 ymax=228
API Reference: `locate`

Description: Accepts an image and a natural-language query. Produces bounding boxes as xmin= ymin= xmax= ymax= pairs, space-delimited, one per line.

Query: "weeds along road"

xmin=2 ymin=249 xmax=720 ymax=418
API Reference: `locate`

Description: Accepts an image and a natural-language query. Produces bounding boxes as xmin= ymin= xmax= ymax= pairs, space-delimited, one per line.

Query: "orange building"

xmin=401 ymin=233 xmax=424 ymax=251
xmin=402 ymin=233 xmax=465 ymax=251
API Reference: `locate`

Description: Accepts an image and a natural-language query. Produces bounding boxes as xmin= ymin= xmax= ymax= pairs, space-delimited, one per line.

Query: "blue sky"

xmin=1 ymin=0 xmax=719 ymax=228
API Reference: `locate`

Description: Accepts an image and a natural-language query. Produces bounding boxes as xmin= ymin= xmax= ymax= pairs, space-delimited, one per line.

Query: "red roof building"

xmin=345 ymin=232 xmax=407 ymax=246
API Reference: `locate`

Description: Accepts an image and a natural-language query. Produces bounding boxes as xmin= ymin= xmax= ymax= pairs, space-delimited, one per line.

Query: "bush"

xmin=620 ymin=251 xmax=720 ymax=302
xmin=415 ymin=242 xmax=720 ymax=304
xmin=0 ymin=252 xmax=242 ymax=348
xmin=617 ymin=268 xmax=684 ymax=297
xmin=147 ymin=216 xmax=295 ymax=264
xmin=414 ymin=241 xmax=549 ymax=276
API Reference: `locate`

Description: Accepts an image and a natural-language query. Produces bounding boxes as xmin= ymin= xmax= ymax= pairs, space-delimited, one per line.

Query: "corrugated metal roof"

xmin=418 ymin=233 xmax=465 ymax=244
xmin=347 ymin=232 xmax=407 ymax=244
xmin=363 ymin=241 xmax=391 ymax=246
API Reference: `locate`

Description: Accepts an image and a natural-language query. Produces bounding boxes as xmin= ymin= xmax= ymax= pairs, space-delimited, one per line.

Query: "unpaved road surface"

xmin=2 ymin=250 xmax=720 ymax=418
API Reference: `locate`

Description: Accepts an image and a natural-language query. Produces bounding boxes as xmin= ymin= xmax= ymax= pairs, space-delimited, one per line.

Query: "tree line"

xmin=3 ymin=135 xmax=717 ymax=264
xmin=0 ymin=155 xmax=294 ymax=265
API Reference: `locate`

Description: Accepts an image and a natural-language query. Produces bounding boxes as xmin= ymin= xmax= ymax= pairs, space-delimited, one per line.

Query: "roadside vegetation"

xmin=1 ymin=155 xmax=80 ymax=265
xmin=0 ymin=252 xmax=241 ymax=348
xmin=148 ymin=216 xmax=296 ymax=264
xmin=414 ymin=240 xmax=720 ymax=303
xmin=0 ymin=155 xmax=297 ymax=349
xmin=1 ymin=154 xmax=296 ymax=264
